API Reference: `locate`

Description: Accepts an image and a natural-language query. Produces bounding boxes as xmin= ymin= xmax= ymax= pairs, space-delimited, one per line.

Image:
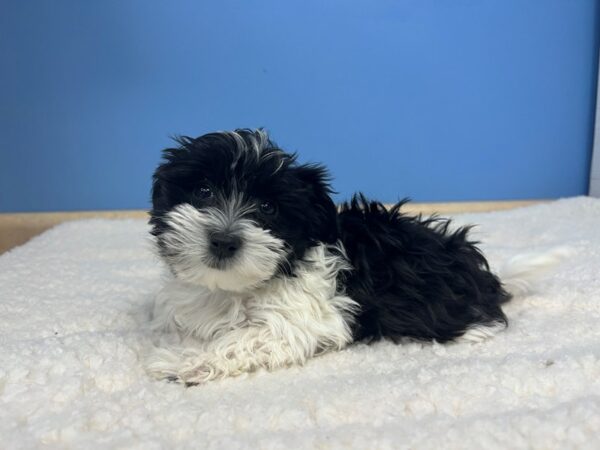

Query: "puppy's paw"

xmin=145 ymin=346 xmax=222 ymax=386
xmin=144 ymin=346 xmax=184 ymax=382
xmin=178 ymin=360 xmax=220 ymax=385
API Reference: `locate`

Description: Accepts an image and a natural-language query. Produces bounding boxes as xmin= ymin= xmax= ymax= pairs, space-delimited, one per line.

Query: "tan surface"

xmin=0 ymin=210 xmax=148 ymax=255
xmin=0 ymin=200 xmax=543 ymax=254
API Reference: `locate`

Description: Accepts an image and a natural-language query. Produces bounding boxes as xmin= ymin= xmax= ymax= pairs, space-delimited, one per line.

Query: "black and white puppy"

xmin=146 ymin=129 xmax=561 ymax=385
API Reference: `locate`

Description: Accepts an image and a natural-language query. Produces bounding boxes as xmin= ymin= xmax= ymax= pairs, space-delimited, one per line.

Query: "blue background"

xmin=1 ymin=0 xmax=599 ymax=212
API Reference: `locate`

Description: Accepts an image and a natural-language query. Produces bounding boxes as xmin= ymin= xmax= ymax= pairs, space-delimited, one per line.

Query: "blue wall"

xmin=1 ymin=0 xmax=599 ymax=212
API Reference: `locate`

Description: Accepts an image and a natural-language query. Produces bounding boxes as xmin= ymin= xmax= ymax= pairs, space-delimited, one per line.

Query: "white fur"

xmin=226 ymin=129 xmax=270 ymax=167
xmin=146 ymin=244 xmax=359 ymax=384
xmin=499 ymin=246 xmax=572 ymax=296
xmin=160 ymin=202 xmax=287 ymax=292
xmin=456 ymin=321 xmax=507 ymax=343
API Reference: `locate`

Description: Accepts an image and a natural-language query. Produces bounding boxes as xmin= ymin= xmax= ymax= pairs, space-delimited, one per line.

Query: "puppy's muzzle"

xmin=209 ymin=231 xmax=242 ymax=261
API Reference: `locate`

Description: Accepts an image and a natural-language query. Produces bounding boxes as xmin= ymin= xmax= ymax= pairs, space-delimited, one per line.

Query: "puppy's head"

xmin=150 ymin=129 xmax=338 ymax=292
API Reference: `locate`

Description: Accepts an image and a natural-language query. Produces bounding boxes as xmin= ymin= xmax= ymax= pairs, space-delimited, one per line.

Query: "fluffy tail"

xmin=498 ymin=246 xmax=572 ymax=296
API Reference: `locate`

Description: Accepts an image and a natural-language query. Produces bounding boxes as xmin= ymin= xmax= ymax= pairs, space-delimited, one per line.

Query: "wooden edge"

xmin=0 ymin=200 xmax=544 ymax=255
xmin=0 ymin=210 xmax=148 ymax=255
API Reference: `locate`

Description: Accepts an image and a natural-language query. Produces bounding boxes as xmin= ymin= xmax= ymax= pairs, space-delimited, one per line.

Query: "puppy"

xmin=145 ymin=129 xmax=561 ymax=385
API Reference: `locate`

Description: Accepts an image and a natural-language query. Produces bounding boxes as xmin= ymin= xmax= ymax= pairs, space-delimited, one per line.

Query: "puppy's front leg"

xmin=153 ymin=325 xmax=321 ymax=385
xmin=183 ymin=325 xmax=316 ymax=384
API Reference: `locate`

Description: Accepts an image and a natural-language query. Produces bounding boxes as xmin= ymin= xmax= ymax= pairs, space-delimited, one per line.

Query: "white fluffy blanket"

xmin=2 ymin=197 xmax=600 ymax=449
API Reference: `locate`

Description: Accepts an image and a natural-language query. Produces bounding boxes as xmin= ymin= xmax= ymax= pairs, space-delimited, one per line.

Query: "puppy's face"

xmin=150 ymin=129 xmax=338 ymax=292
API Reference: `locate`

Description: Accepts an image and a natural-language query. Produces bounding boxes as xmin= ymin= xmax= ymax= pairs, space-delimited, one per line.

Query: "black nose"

xmin=209 ymin=232 xmax=242 ymax=259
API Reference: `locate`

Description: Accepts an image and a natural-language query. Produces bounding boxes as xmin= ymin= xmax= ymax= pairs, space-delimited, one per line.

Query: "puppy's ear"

xmin=151 ymin=166 xmax=167 ymax=212
xmin=148 ymin=160 xmax=181 ymax=236
xmin=293 ymin=164 xmax=339 ymax=244
xmin=150 ymin=156 xmax=178 ymax=214
xmin=150 ymin=145 xmax=191 ymax=214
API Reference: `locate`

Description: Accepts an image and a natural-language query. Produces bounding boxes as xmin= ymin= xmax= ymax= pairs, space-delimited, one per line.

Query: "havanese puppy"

xmin=145 ymin=128 xmax=564 ymax=385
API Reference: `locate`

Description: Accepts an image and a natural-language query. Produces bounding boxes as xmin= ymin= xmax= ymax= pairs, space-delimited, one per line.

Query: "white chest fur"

xmin=147 ymin=244 xmax=359 ymax=383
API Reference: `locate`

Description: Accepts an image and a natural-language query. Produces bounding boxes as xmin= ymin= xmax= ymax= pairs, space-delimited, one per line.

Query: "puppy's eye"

xmin=259 ymin=201 xmax=276 ymax=215
xmin=197 ymin=186 xmax=213 ymax=199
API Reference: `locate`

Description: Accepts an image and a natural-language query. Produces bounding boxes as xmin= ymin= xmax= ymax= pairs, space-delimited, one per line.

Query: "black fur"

xmin=338 ymin=195 xmax=511 ymax=343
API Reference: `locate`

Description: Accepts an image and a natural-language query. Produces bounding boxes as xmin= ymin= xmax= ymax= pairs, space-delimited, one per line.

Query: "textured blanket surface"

xmin=2 ymin=197 xmax=600 ymax=449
